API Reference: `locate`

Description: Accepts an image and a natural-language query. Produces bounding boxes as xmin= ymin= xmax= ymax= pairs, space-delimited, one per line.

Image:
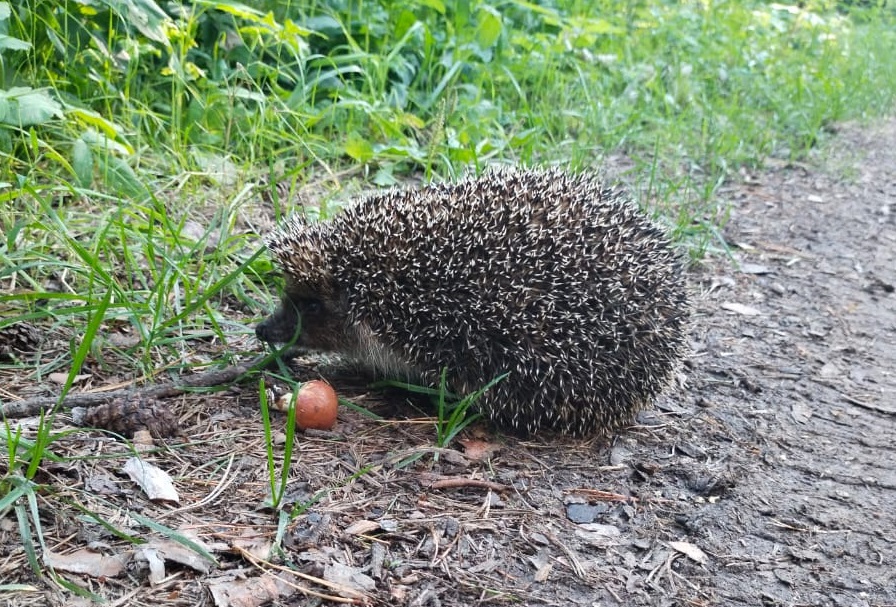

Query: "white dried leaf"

xmin=739 ymin=263 xmax=772 ymax=275
xmin=344 ymin=520 xmax=381 ymax=536
xmin=574 ymin=523 xmax=621 ymax=546
xmin=147 ymin=537 xmax=215 ymax=574
xmin=721 ymin=302 xmax=761 ymax=316
xmin=121 ymin=457 xmax=179 ymax=503
xmin=668 ymin=540 xmax=708 ymax=564
xmin=48 ymin=372 xmax=90 ymax=385
xmin=135 ymin=546 xmax=166 ymax=585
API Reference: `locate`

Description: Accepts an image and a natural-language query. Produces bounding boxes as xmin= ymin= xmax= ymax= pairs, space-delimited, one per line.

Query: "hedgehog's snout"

xmin=256 ymin=299 xmax=301 ymax=345
xmin=254 ymin=315 xmax=277 ymax=343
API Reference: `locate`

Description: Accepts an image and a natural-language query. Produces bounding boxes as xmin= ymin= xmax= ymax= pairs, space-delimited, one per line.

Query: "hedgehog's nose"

xmin=255 ymin=316 xmax=274 ymax=343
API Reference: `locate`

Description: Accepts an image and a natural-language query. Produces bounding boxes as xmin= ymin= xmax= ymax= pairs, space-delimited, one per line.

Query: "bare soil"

xmin=1 ymin=119 xmax=894 ymax=607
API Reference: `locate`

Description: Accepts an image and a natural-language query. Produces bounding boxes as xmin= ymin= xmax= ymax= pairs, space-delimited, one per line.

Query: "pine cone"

xmin=73 ymin=396 xmax=180 ymax=439
xmin=0 ymin=321 xmax=42 ymax=360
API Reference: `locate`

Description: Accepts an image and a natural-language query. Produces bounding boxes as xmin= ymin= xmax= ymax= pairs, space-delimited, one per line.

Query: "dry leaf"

xmin=121 ymin=457 xmax=179 ymax=503
xmin=528 ymin=548 xmax=553 ymax=583
xmin=231 ymin=529 xmax=273 ymax=560
xmin=45 ymin=548 xmax=130 ymax=578
xmin=208 ymin=573 xmax=295 ymax=607
xmin=132 ymin=429 xmax=155 ymax=447
xmin=668 ymin=540 xmax=708 ymax=564
xmin=721 ymin=302 xmax=761 ymax=316
xmin=147 ymin=536 xmax=215 ymax=574
xmin=135 ymin=547 xmax=166 ymax=585
xmin=791 ymin=401 xmax=812 ymax=424
xmin=49 ymin=372 xmax=90 ymax=385
xmin=323 ymin=562 xmax=376 ymax=595
xmin=739 ymin=263 xmax=772 ymax=275
xmin=438 ymin=449 xmax=470 ymax=466
xmin=458 ymin=438 xmax=501 ymax=461
xmin=574 ymin=523 xmax=621 ymax=546
xmin=344 ymin=520 xmax=381 ymax=536
xmin=576 ymin=523 xmax=621 ymax=536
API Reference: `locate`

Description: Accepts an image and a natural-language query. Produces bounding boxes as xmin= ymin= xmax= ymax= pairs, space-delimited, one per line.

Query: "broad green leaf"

xmin=80 ymin=128 xmax=133 ymax=155
xmin=476 ymin=5 xmax=502 ymax=49
xmin=103 ymin=0 xmax=170 ymax=45
xmin=413 ymin=0 xmax=445 ymax=14
xmin=0 ymin=35 xmax=31 ymax=52
xmin=68 ymin=108 xmax=128 ymax=144
xmin=191 ymin=0 xmax=264 ymax=20
xmin=72 ymin=139 xmax=93 ymax=188
xmin=0 ymin=87 xmax=63 ymax=126
xmin=344 ymin=134 xmax=374 ymax=162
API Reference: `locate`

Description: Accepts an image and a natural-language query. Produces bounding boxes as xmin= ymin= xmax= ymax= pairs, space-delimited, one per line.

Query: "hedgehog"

xmin=256 ymin=167 xmax=689 ymax=437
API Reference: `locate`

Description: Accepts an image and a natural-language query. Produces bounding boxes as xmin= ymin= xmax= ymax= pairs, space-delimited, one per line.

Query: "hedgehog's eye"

xmin=301 ymin=298 xmax=323 ymax=315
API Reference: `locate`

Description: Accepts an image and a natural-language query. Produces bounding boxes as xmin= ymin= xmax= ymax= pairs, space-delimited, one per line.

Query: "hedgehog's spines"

xmin=259 ymin=167 xmax=689 ymax=437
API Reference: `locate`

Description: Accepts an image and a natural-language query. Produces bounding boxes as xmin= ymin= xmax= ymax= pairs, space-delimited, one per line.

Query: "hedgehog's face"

xmin=256 ymin=278 xmax=353 ymax=353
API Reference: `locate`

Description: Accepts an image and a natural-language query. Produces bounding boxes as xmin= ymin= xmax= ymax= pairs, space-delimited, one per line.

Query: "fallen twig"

xmin=421 ymin=474 xmax=511 ymax=494
xmin=1 ymin=354 xmax=271 ymax=419
xmin=566 ymin=488 xmax=637 ymax=503
xmin=840 ymin=393 xmax=896 ymax=416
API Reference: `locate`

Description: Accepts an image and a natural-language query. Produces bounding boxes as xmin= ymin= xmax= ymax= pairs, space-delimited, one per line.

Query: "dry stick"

xmin=1 ymin=354 xmax=271 ymax=419
xmin=840 ymin=393 xmax=896 ymax=416
xmin=425 ymin=475 xmax=511 ymax=494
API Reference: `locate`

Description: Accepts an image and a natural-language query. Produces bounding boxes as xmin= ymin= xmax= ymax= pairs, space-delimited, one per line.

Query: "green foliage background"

xmin=0 ymin=0 xmax=895 ymax=372
xmin=4 ymin=1 xmax=895 ymax=183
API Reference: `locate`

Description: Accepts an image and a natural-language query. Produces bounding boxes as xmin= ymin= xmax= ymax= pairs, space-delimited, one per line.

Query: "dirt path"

xmin=4 ymin=121 xmax=895 ymax=607
xmin=665 ymin=119 xmax=896 ymax=605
